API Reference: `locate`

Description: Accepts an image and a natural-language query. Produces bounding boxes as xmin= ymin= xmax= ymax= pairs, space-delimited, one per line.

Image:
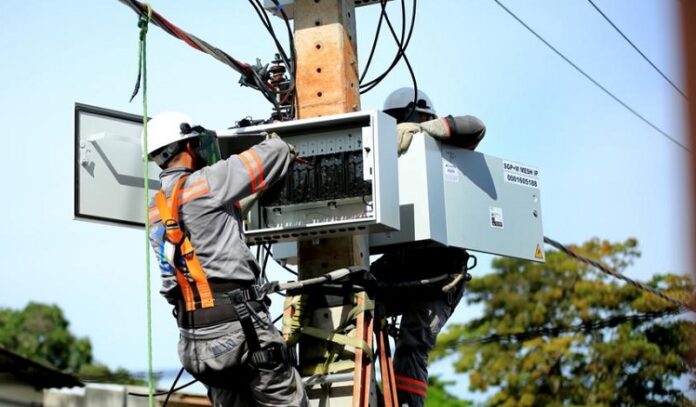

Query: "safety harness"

xmin=155 ymin=175 xmax=215 ymax=312
xmin=154 ymin=175 xmax=295 ymax=367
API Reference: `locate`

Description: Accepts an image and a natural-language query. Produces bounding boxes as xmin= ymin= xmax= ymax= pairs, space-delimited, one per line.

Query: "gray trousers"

xmin=372 ymin=248 xmax=468 ymax=407
xmin=178 ymin=311 xmax=308 ymax=407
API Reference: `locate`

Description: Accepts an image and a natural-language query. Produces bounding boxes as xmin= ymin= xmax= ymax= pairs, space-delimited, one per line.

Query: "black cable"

xmin=544 ymin=236 xmax=695 ymax=312
xmin=128 ymin=377 xmax=199 ymax=398
xmin=247 ymin=0 xmax=297 ymax=119
xmin=270 ymin=0 xmax=298 ymax=118
xmin=119 ymin=0 xmax=281 ymax=108
xmin=249 ymin=0 xmax=292 ymax=75
xmin=359 ymin=0 xmax=387 ymax=83
xmin=266 ymin=246 xmax=298 ymax=276
xmin=585 ymin=0 xmax=687 ymax=99
xmin=452 ymin=308 xmax=684 ymax=347
xmin=492 ymin=0 xmax=690 ymax=153
xmin=162 ymin=367 xmax=184 ymax=406
xmin=360 ymin=0 xmax=418 ymax=92
xmin=359 ymin=0 xmax=408 ymax=90
xmin=263 ymin=243 xmax=273 ymax=284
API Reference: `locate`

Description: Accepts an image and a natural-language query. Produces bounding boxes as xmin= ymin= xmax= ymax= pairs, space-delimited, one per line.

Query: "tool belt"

xmin=175 ymin=281 xmax=265 ymax=329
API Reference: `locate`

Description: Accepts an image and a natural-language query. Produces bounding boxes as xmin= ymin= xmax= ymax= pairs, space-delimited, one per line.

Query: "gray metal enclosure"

xmin=370 ymin=134 xmax=545 ymax=262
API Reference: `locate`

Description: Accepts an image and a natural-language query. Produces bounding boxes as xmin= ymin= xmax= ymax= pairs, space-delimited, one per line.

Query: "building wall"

xmin=0 ymin=374 xmax=43 ymax=407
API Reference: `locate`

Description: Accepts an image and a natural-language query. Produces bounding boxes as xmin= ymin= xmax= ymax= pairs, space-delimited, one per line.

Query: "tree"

xmin=432 ymin=238 xmax=695 ymax=406
xmin=0 ymin=302 xmax=144 ymax=384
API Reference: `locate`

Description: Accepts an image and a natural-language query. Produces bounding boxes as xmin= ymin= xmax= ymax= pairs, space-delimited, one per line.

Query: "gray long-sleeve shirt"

xmin=148 ymin=137 xmax=292 ymax=304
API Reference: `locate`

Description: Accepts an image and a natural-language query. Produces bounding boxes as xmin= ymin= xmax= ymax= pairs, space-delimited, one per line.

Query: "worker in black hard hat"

xmin=374 ymin=87 xmax=486 ymax=407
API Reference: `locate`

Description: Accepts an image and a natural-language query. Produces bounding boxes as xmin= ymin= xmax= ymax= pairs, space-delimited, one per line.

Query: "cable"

xmin=263 ymin=243 xmax=272 ymax=284
xmin=162 ymin=367 xmax=184 ymax=406
xmin=585 ymin=0 xmax=687 ymax=100
xmin=360 ymin=0 xmax=418 ymax=92
xmin=247 ymin=0 xmax=297 ymax=119
xmin=359 ymin=0 xmax=387 ymax=84
xmin=453 ymin=308 xmax=684 ymax=347
xmin=118 ymin=0 xmax=279 ymax=107
xmin=360 ymin=0 xmax=406 ymax=89
xmin=266 ymin=248 xmax=298 ymax=276
xmin=492 ymin=0 xmax=691 ymax=153
xmin=249 ymin=0 xmax=292 ymax=71
xmin=128 ymin=379 xmax=199 ymax=398
xmin=544 ymin=236 xmax=695 ymax=312
xmin=270 ymin=0 xmax=298 ymax=119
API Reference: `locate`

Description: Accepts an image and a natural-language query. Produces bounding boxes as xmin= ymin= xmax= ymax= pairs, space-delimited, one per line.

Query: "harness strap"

xmin=154 ymin=175 xmax=214 ymax=311
xmin=250 ymin=344 xmax=297 ymax=368
xmin=229 ymin=288 xmax=263 ymax=353
xmin=299 ymin=326 xmax=373 ymax=361
xmin=302 ymin=359 xmax=356 ymax=376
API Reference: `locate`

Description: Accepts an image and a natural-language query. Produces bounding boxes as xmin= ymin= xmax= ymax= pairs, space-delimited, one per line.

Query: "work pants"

xmin=178 ymin=311 xmax=308 ymax=407
xmin=372 ymin=247 xmax=468 ymax=407
xmin=392 ymin=288 xmax=463 ymax=407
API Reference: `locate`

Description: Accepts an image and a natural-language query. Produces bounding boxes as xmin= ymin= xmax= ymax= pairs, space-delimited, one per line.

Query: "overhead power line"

xmin=544 ymin=236 xmax=695 ymax=313
xmin=586 ymin=0 xmax=687 ymax=100
xmin=492 ymin=0 xmax=691 ymax=153
xmin=455 ymin=308 xmax=683 ymax=346
xmin=118 ymin=0 xmax=279 ymax=108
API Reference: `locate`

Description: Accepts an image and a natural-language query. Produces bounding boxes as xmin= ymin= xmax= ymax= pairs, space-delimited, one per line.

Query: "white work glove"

xmin=396 ymin=122 xmax=423 ymax=155
xmin=266 ymin=131 xmax=298 ymax=160
xmin=239 ymin=192 xmax=260 ymax=218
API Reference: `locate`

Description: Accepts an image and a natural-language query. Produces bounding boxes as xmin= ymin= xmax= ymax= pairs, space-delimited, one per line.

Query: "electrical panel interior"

xmin=216 ymin=110 xmax=399 ymax=243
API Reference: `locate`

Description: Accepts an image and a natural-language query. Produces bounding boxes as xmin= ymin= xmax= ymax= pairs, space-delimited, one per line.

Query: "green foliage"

xmin=425 ymin=376 xmax=473 ymax=407
xmin=433 ymin=238 xmax=696 ymax=406
xmin=0 ymin=302 xmax=92 ymax=372
xmin=0 ymin=302 xmax=144 ymax=385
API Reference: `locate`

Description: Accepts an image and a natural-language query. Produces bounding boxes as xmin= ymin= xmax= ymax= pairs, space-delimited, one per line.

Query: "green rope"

xmin=136 ymin=4 xmax=154 ymax=406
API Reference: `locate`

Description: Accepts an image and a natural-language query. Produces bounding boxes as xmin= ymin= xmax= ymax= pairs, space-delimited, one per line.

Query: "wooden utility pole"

xmin=293 ymin=1 xmax=375 ymax=405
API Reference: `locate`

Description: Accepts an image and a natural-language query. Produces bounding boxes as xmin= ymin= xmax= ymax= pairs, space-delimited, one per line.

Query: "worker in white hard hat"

xmin=374 ymin=88 xmax=486 ymax=407
xmin=144 ymin=112 xmax=308 ymax=406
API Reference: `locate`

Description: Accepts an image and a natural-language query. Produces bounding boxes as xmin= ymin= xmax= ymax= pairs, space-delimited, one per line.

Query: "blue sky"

xmin=0 ymin=0 xmax=691 ymax=399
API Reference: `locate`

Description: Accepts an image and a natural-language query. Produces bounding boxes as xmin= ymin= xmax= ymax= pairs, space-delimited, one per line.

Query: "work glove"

xmin=396 ymin=122 xmax=423 ymax=155
xmin=266 ymin=132 xmax=298 ymax=161
xmin=239 ymin=191 xmax=260 ymax=218
xmin=420 ymin=115 xmax=486 ymax=150
xmin=287 ymin=142 xmax=298 ymax=161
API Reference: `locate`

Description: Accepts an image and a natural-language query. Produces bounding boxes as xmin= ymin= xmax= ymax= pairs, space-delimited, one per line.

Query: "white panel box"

xmin=370 ymin=134 xmax=545 ymax=262
xmin=74 ymin=103 xmax=160 ymax=227
xmin=217 ymin=110 xmax=399 ymax=244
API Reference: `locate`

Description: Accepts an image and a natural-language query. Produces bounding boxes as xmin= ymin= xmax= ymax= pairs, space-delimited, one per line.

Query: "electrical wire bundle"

xmin=248 ymin=0 xmax=297 ymax=120
xmin=118 ymin=0 xmax=296 ymax=119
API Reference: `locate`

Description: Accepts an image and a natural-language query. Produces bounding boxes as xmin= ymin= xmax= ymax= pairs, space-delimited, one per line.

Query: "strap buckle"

xmin=251 ymin=344 xmax=297 ymax=368
xmin=228 ymin=285 xmax=263 ymax=304
xmin=163 ymin=218 xmax=187 ymax=245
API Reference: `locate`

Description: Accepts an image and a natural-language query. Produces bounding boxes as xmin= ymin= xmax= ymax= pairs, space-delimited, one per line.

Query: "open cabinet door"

xmin=74 ymin=103 xmax=160 ymax=228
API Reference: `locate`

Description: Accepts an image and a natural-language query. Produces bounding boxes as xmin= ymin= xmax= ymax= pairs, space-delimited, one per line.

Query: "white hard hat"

xmin=143 ymin=111 xmax=197 ymax=157
xmin=383 ymin=87 xmax=437 ymax=117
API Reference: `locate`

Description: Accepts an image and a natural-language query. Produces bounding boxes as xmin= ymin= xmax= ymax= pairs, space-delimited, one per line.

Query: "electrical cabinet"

xmin=217 ymin=110 xmax=399 ymax=244
xmin=370 ymin=134 xmax=545 ymax=262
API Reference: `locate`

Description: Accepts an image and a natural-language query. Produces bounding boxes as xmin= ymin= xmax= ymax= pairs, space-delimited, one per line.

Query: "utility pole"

xmin=293 ymin=1 xmax=375 ymax=405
